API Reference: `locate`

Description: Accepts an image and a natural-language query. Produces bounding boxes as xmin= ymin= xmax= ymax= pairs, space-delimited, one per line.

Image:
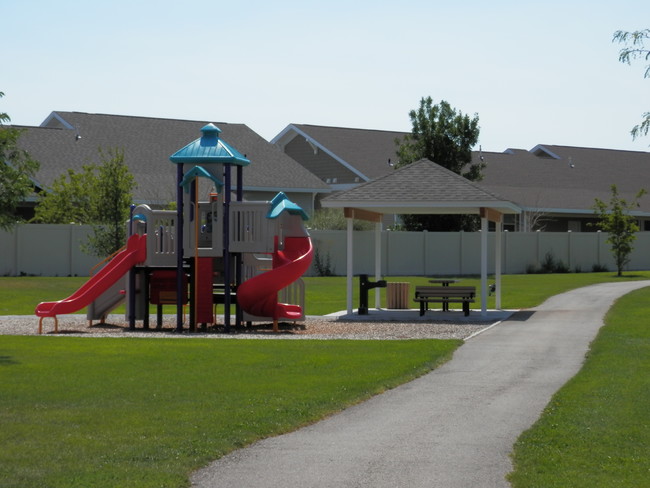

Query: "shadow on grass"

xmin=0 ymin=355 xmax=19 ymax=366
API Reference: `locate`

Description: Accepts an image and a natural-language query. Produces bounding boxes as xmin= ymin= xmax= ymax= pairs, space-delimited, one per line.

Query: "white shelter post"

xmin=374 ymin=221 xmax=382 ymax=309
xmin=346 ymin=217 xmax=354 ymax=314
xmin=495 ymin=220 xmax=502 ymax=309
xmin=480 ymin=215 xmax=488 ymax=317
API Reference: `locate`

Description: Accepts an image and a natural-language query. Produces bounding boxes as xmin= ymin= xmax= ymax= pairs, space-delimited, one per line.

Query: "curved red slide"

xmin=35 ymin=233 xmax=147 ymax=318
xmin=237 ymin=236 xmax=313 ymax=320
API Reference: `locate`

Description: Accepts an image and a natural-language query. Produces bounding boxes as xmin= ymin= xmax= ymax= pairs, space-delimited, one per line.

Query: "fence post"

xmin=597 ymin=230 xmax=602 ymax=266
xmin=69 ymin=225 xmax=74 ymax=277
xmin=459 ymin=231 xmax=464 ymax=275
xmin=421 ymin=230 xmax=426 ymax=275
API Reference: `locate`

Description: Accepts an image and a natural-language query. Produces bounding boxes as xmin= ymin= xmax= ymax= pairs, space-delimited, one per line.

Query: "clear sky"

xmin=3 ymin=0 xmax=649 ymax=152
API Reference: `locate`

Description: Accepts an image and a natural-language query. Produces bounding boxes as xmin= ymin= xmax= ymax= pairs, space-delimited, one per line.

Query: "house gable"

xmin=283 ymin=133 xmax=366 ymax=187
xmin=273 ymin=124 xmax=408 ymax=189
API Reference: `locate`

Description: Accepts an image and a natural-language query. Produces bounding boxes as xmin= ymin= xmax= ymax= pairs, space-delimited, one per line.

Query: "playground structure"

xmin=35 ymin=124 xmax=314 ymax=333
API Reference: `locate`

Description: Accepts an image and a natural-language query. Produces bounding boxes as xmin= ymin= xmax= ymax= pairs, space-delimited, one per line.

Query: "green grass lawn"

xmin=305 ymin=272 xmax=650 ymax=314
xmin=2 ymin=273 xmax=650 ymax=487
xmin=0 ymin=337 xmax=460 ymax=488
xmin=4 ymin=271 xmax=650 ymax=316
xmin=508 ymin=286 xmax=650 ymax=487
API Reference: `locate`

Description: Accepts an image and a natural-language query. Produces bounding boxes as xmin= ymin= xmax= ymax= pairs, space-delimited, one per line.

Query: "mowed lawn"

xmin=508 ymin=286 xmax=650 ymax=487
xmin=4 ymin=271 xmax=650 ymax=316
xmin=1 ymin=273 xmax=650 ymax=487
xmin=0 ymin=337 xmax=460 ymax=488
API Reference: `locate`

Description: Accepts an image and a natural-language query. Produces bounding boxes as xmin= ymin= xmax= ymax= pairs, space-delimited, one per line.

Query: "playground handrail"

xmin=89 ymin=243 xmax=127 ymax=276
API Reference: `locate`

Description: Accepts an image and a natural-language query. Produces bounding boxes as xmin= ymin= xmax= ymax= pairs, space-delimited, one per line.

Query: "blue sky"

xmin=3 ymin=0 xmax=649 ymax=152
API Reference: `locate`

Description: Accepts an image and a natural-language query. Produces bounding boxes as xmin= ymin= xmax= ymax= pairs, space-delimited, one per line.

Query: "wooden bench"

xmin=414 ymin=286 xmax=476 ymax=316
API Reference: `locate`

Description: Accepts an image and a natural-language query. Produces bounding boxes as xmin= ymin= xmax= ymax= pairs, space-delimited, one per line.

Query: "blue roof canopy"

xmin=169 ymin=124 xmax=250 ymax=166
xmin=267 ymin=192 xmax=309 ymax=221
xmin=180 ymin=166 xmax=224 ymax=193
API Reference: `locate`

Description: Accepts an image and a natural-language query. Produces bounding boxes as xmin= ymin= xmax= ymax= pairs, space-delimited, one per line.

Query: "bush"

xmin=526 ymin=252 xmax=571 ymax=274
xmin=555 ymin=260 xmax=570 ymax=273
xmin=313 ymin=248 xmax=334 ymax=276
xmin=540 ymin=252 xmax=556 ymax=273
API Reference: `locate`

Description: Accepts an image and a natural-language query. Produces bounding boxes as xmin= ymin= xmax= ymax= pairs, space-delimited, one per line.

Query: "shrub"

xmin=313 ymin=248 xmax=334 ymax=276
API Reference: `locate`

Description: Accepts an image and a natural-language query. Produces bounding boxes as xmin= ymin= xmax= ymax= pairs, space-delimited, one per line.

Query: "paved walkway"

xmin=191 ymin=281 xmax=650 ymax=487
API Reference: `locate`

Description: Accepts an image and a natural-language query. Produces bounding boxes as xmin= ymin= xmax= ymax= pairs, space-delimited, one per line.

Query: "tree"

xmin=0 ymin=92 xmax=39 ymax=230
xmin=308 ymin=208 xmax=374 ymax=231
xmin=34 ymin=148 xmax=135 ymax=257
xmin=395 ymin=97 xmax=483 ymax=231
xmin=86 ymin=148 xmax=135 ymax=257
xmin=33 ymin=166 xmax=96 ymax=224
xmin=613 ymin=29 xmax=650 ymax=141
xmin=592 ymin=184 xmax=646 ymax=276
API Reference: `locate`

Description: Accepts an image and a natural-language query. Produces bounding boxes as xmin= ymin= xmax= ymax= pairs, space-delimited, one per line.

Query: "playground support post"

xmin=235 ymin=165 xmax=244 ymax=327
xmin=223 ymin=164 xmax=232 ymax=333
xmin=128 ymin=204 xmax=136 ymax=329
xmin=176 ymin=163 xmax=184 ymax=332
xmin=193 ymin=176 xmax=199 ymax=330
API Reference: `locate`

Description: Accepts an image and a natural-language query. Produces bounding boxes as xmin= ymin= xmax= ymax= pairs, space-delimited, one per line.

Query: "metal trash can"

xmin=386 ymin=282 xmax=410 ymax=309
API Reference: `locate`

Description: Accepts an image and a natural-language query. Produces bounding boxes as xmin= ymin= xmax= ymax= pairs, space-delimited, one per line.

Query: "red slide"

xmin=35 ymin=233 xmax=147 ymax=319
xmin=237 ymin=236 xmax=313 ymax=320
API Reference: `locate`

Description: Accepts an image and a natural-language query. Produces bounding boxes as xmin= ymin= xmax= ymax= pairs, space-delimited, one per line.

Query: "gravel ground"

xmin=1 ymin=314 xmax=496 ymax=340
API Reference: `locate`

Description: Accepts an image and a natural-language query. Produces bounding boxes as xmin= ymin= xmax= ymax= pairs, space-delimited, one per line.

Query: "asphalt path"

xmin=191 ymin=280 xmax=650 ymax=487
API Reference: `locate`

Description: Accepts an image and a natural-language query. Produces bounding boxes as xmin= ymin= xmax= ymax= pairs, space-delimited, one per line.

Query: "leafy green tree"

xmin=395 ymin=97 xmax=483 ymax=231
xmin=33 ymin=166 xmax=96 ymax=224
xmin=613 ymin=29 xmax=650 ymax=141
xmin=592 ymin=184 xmax=646 ymax=276
xmin=309 ymin=207 xmax=374 ymax=231
xmin=86 ymin=148 xmax=135 ymax=257
xmin=34 ymin=148 xmax=135 ymax=257
xmin=0 ymin=92 xmax=39 ymax=230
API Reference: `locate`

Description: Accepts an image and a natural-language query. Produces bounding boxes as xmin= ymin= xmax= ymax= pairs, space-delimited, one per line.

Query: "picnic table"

xmin=414 ymin=285 xmax=476 ymax=316
xmin=429 ymin=279 xmax=459 ymax=309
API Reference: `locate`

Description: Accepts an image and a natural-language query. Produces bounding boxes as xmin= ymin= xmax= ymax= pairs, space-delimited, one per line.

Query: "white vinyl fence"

xmin=0 ymin=225 xmax=97 ymax=277
xmin=2 ymin=225 xmax=649 ymax=277
xmin=310 ymin=230 xmax=650 ymax=276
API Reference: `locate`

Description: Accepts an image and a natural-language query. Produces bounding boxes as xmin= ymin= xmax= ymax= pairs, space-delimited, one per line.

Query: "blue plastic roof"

xmin=169 ymin=124 xmax=250 ymax=166
xmin=180 ymin=166 xmax=224 ymax=193
xmin=266 ymin=192 xmax=309 ymax=221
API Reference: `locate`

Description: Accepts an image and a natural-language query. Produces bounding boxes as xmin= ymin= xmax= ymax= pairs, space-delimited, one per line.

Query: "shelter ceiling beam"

xmin=344 ymin=207 xmax=383 ymax=223
xmin=480 ymin=207 xmax=503 ymax=223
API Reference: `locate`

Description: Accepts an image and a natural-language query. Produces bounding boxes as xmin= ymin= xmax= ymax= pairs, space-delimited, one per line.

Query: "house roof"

xmin=321 ymin=158 xmax=520 ymax=216
xmin=273 ymin=123 xmax=650 ymax=217
xmin=273 ymin=123 xmax=407 ymax=182
xmin=16 ymin=112 xmax=328 ymax=206
xmin=477 ymin=145 xmax=650 ymax=215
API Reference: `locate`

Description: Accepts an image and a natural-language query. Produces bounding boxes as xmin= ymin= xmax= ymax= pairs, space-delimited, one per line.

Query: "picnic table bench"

xmin=414 ymin=285 xmax=476 ymax=316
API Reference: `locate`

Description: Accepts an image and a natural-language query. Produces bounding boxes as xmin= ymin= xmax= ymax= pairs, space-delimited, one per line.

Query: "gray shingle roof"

xmin=322 ymin=159 xmax=520 ymax=215
xmin=17 ymin=112 xmax=328 ymax=205
xmin=282 ymin=124 xmax=407 ymax=180
xmin=477 ymin=145 xmax=650 ymax=214
xmin=278 ymin=121 xmax=650 ymax=216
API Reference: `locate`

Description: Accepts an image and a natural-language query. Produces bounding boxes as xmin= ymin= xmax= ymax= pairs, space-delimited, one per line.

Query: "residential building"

xmin=11 ymin=112 xmax=329 ymax=220
xmin=273 ymin=124 xmax=650 ymax=231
